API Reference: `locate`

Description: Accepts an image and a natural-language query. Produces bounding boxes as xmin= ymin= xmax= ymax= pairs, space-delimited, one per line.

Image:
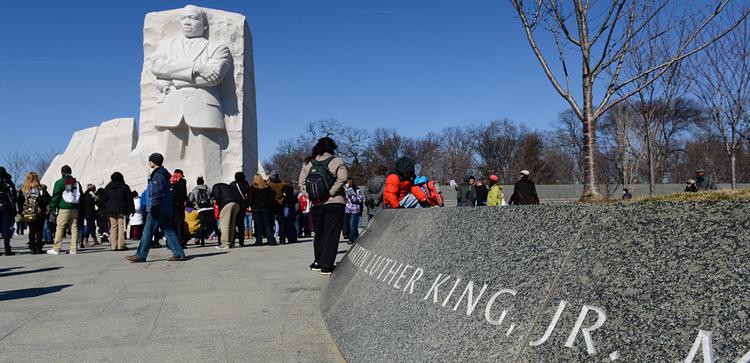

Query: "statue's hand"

xmin=194 ymin=64 xmax=220 ymax=83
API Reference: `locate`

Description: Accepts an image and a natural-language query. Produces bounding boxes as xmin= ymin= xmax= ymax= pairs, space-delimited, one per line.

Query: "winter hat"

xmin=61 ymin=165 xmax=72 ymax=175
xmin=414 ymin=176 xmax=428 ymax=185
xmin=489 ymin=175 xmax=499 ymax=183
xmin=235 ymin=172 xmax=247 ymax=182
xmin=149 ymin=153 xmax=164 ymax=166
xmin=111 ymin=172 xmax=124 ymax=183
xmin=520 ymin=170 xmax=530 ymax=176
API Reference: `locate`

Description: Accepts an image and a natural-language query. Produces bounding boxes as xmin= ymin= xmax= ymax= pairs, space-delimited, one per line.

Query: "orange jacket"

xmin=383 ymin=174 xmax=413 ymax=208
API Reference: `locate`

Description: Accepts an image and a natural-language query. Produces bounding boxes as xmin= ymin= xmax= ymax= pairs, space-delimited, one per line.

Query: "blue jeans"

xmin=43 ymin=219 xmax=53 ymax=241
xmin=136 ymin=212 xmax=184 ymax=260
xmin=244 ymin=214 xmax=253 ymax=234
xmin=346 ymin=213 xmax=361 ymax=242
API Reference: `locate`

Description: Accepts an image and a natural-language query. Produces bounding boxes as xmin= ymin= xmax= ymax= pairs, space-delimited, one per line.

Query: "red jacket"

xmin=383 ymin=174 xmax=413 ymax=208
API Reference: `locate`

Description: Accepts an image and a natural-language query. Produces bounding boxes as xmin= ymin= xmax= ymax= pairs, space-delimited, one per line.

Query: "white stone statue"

xmin=42 ymin=5 xmax=258 ymax=192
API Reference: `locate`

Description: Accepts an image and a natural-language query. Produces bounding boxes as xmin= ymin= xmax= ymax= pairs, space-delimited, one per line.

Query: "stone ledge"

xmin=321 ymin=202 xmax=750 ymax=362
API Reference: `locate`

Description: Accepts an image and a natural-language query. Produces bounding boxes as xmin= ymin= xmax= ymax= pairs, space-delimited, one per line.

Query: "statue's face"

xmin=181 ymin=7 xmax=205 ymax=38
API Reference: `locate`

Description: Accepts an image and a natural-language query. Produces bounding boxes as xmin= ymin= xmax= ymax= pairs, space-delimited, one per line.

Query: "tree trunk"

xmin=646 ymin=128 xmax=655 ymax=196
xmin=581 ymin=111 xmax=600 ymax=200
xmin=730 ymin=153 xmax=737 ymax=189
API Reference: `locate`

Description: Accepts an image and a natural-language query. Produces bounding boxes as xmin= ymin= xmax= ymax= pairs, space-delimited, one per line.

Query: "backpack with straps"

xmin=62 ymin=177 xmax=80 ymax=204
xmin=22 ymin=190 xmax=43 ymax=222
xmin=305 ymin=157 xmax=337 ymax=203
xmin=195 ymin=188 xmax=212 ymax=208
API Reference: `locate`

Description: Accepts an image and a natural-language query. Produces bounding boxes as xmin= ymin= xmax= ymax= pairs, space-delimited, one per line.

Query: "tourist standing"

xmin=475 ymin=178 xmax=489 ymax=206
xmin=129 ymin=191 xmax=144 ymax=240
xmin=41 ymin=184 xmax=55 ymax=245
xmin=344 ymin=178 xmax=363 ymax=244
xmin=509 ymin=170 xmax=540 ymax=205
xmin=101 ymin=172 xmax=135 ymax=251
xmin=383 ymin=157 xmax=420 ymax=209
xmin=248 ymin=174 xmax=277 ymax=246
xmin=298 ymin=137 xmax=348 ymax=274
xmin=189 ymin=177 xmax=216 ymax=246
xmin=297 ymin=192 xmax=311 ymax=238
xmin=48 ymin=165 xmax=83 ymax=255
xmin=281 ymin=184 xmax=299 ymax=244
xmin=268 ymin=171 xmax=289 ymax=243
xmin=170 ymin=169 xmax=188 ymax=248
xmin=486 ymin=175 xmax=506 ymax=207
xmin=211 ymin=182 xmax=244 ymax=249
xmin=80 ymin=184 xmax=99 ymax=247
xmin=126 ymin=153 xmax=186 ymax=262
xmin=0 ymin=167 xmax=18 ymax=255
xmin=229 ymin=172 xmax=251 ymax=247
xmin=694 ymin=169 xmax=716 ymax=191
xmin=365 ymin=165 xmax=387 ymax=219
xmin=17 ymin=172 xmax=51 ymax=254
xmin=456 ymin=176 xmax=477 ymax=207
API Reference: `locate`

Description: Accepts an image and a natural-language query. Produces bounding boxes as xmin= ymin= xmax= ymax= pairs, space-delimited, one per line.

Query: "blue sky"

xmin=0 ymin=0 xmax=571 ymax=160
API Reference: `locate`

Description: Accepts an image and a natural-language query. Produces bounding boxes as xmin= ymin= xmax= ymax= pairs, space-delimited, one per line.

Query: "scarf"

xmin=170 ymin=171 xmax=183 ymax=185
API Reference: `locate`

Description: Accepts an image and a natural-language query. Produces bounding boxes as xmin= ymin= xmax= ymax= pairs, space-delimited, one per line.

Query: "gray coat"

xmin=365 ymin=175 xmax=386 ymax=215
xmin=457 ymin=183 xmax=477 ymax=207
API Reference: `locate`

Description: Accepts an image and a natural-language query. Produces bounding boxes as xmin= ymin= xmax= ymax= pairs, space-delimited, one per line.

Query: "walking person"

xmin=0 ymin=167 xmax=18 ymax=255
xmin=211 ymin=181 xmax=244 ymax=249
xmin=17 ymin=172 xmax=52 ymax=254
xmin=229 ymin=172 xmax=251 ymax=247
xmin=126 ymin=153 xmax=186 ymax=262
xmin=509 ymin=170 xmax=540 ymax=205
xmin=170 ymin=169 xmax=188 ymax=248
xmin=248 ymin=174 xmax=278 ymax=246
xmin=48 ymin=165 xmax=83 ymax=255
xmin=189 ymin=177 xmax=217 ymax=247
xmin=101 ymin=172 xmax=135 ymax=251
xmin=486 ymin=175 xmax=506 ymax=207
xmin=364 ymin=165 xmax=387 ymax=220
xmin=344 ymin=178 xmax=363 ymax=244
xmin=298 ymin=137 xmax=348 ymax=275
xmin=129 ymin=191 xmax=144 ymax=240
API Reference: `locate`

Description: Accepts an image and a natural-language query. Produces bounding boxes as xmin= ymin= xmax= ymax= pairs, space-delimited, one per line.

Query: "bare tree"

xmin=1 ymin=150 xmax=27 ymax=185
xmin=550 ymin=110 xmax=585 ymax=183
xmin=688 ymin=6 xmax=750 ymax=188
xmin=509 ymin=0 xmax=749 ymax=200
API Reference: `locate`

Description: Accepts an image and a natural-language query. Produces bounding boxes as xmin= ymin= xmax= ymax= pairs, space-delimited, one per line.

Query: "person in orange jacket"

xmin=383 ymin=157 xmax=421 ymax=209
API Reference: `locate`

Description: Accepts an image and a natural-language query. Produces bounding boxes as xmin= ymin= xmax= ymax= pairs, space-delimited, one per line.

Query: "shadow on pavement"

xmin=0 ymin=266 xmax=24 ymax=273
xmin=0 ymin=284 xmax=73 ymax=301
xmin=187 ymin=252 xmax=229 ymax=260
xmin=0 ymin=267 xmax=63 ymax=278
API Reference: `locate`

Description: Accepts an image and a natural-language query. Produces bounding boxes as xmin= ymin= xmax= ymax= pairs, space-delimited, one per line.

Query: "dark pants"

xmin=312 ymin=204 xmax=345 ymax=269
xmin=274 ymin=207 xmax=287 ymax=243
xmin=197 ymin=210 xmax=218 ymax=245
xmin=173 ymin=210 xmax=186 ymax=247
xmin=234 ymin=211 xmax=245 ymax=246
xmin=130 ymin=225 xmax=143 ymax=240
xmin=283 ymin=207 xmax=298 ymax=244
xmin=253 ymin=210 xmax=276 ymax=245
xmin=1 ymin=210 xmax=13 ymax=252
xmin=298 ymin=212 xmax=311 ymax=237
xmin=345 ymin=213 xmax=361 ymax=243
xmin=83 ymin=215 xmax=97 ymax=238
xmin=16 ymin=220 xmax=26 ymax=235
xmin=27 ymin=220 xmax=44 ymax=253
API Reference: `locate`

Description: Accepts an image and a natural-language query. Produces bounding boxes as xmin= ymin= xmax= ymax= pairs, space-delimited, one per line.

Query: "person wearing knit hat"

xmin=487 ymin=175 xmax=506 ymax=207
xmin=127 ymin=153 xmax=186 ymax=263
xmin=509 ymin=169 xmax=539 ymax=205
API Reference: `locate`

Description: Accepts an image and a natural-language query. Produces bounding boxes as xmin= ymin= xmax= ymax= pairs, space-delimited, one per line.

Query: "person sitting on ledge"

xmin=383 ymin=157 xmax=421 ymax=209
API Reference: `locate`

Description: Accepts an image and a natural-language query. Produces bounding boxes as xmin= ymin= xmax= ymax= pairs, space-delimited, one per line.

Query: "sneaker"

xmin=215 ymin=245 xmax=229 ymax=250
xmin=309 ymin=262 xmax=321 ymax=271
xmin=46 ymin=249 xmax=60 ymax=255
xmin=320 ymin=267 xmax=334 ymax=275
xmin=68 ymin=250 xmax=77 ymax=255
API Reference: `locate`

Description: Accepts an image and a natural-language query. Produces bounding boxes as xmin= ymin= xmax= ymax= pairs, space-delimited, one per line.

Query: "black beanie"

xmin=61 ymin=165 xmax=72 ymax=175
xmin=235 ymin=172 xmax=246 ymax=182
xmin=149 ymin=153 xmax=164 ymax=166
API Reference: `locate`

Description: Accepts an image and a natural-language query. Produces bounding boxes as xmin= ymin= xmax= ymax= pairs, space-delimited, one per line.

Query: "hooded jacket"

xmin=102 ymin=175 xmax=135 ymax=216
xmin=0 ymin=168 xmax=17 ymax=214
xmin=146 ymin=166 xmax=173 ymax=219
xmin=383 ymin=157 xmax=416 ymax=209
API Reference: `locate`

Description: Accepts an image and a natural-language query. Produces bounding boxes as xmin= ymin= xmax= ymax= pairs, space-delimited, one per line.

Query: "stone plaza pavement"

xmin=0 ymin=236 xmax=346 ymax=362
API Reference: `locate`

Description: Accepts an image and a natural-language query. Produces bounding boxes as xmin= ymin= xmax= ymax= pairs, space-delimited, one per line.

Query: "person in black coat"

xmin=248 ymin=174 xmax=278 ymax=246
xmin=0 ymin=167 xmax=18 ymax=255
xmin=81 ymin=185 xmax=99 ymax=247
xmin=101 ymin=172 xmax=135 ymax=251
xmin=509 ymin=170 xmax=540 ymax=205
xmin=229 ymin=172 xmax=251 ymax=247
xmin=170 ymin=170 xmax=188 ymax=248
xmin=211 ymin=182 xmax=244 ymax=249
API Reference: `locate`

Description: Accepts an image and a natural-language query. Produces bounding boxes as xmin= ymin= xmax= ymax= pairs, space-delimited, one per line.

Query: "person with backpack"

xmin=211 ymin=181 xmax=244 ymax=250
xmin=126 ymin=153 xmax=186 ymax=262
xmin=383 ymin=157 xmax=420 ymax=209
xmin=486 ymin=175 xmax=506 ymax=207
xmin=298 ymin=137 xmax=348 ymax=275
xmin=248 ymin=174 xmax=278 ymax=246
xmin=101 ymin=172 xmax=135 ymax=251
xmin=17 ymin=172 xmax=52 ymax=254
xmin=48 ymin=165 xmax=83 ymax=255
xmin=0 ymin=167 xmax=18 ymax=256
xmin=364 ymin=164 xmax=387 ymax=220
xmin=509 ymin=170 xmax=540 ymax=205
xmin=170 ymin=169 xmax=188 ymax=248
xmin=344 ymin=178 xmax=363 ymax=244
xmin=229 ymin=172 xmax=251 ymax=247
xmin=188 ymin=177 xmax=217 ymax=247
